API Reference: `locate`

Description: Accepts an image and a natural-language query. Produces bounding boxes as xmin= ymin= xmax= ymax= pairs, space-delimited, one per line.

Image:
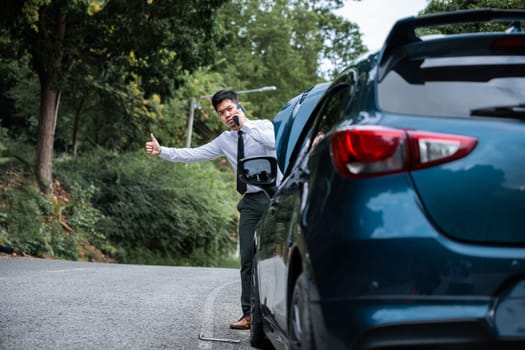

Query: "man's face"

xmin=216 ymin=99 xmax=242 ymax=129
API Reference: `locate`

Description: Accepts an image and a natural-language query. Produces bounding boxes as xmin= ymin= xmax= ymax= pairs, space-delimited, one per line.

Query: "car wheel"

xmin=289 ymin=273 xmax=316 ymax=350
xmin=250 ymin=257 xmax=271 ymax=349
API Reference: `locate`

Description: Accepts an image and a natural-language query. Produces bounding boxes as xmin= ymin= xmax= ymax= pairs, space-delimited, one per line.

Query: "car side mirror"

xmin=239 ymin=156 xmax=278 ymax=197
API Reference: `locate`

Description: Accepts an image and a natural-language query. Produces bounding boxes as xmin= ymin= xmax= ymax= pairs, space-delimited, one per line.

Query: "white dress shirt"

xmin=159 ymin=119 xmax=280 ymax=194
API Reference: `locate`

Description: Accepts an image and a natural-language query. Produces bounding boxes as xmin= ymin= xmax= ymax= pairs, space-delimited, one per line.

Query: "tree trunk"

xmin=34 ymin=5 xmax=66 ymax=191
xmin=36 ymin=81 xmax=60 ymax=190
xmin=72 ymin=100 xmax=83 ymax=157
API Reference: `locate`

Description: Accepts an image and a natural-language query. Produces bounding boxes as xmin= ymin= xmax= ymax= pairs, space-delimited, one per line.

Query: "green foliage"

xmin=0 ymin=127 xmax=8 ymax=165
xmin=0 ymin=177 xmax=77 ymax=260
xmin=0 ymin=0 xmax=369 ymax=265
xmin=0 ymin=145 xmax=240 ymax=266
xmin=55 ymin=149 xmax=239 ymax=266
xmin=1 ymin=0 xmax=368 ymax=158
xmin=65 ymin=182 xmax=112 ymax=257
xmin=1 ymin=186 xmax=49 ymax=256
xmin=211 ymin=0 xmax=367 ymax=121
xmin=0 ymin=211 xmax=8 ymax=246
xmin=149 ymin=68 xmax=230 ymax=146
xmin=4 ymin=65 xmax=40 ymax=144
xmin=0 ymin=0 xmax=229 ymax=187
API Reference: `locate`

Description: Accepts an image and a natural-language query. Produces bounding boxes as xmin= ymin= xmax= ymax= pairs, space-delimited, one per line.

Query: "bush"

xmin=0 ymin=146 xmax=240 ymax=266
xmin=55 ymin=149 xmax=240 ymax=266
xmin=0 ymin=173 xmax=78 ymax=260
xmin=1 ymin=186 xmax=50 ymax=256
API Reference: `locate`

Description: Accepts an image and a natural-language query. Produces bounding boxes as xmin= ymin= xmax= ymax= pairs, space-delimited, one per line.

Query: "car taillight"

xmin=330 ymin=127 xmax=406 ymax=177
xmin=407 ymin=131 xmax=478 ymax=170
xmin=330 ymin=126 xmax=478 ymax=178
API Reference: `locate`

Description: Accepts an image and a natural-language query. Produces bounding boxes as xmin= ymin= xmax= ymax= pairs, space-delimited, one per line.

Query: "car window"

xmin=280 ymin=82 xmax=331 ymax=174
xmin=378 ymin=54 xmax=525 ymax=118
xmin=310 ymin=86 xmax=351 ymax=140
xmin=273 ymin=95 xmax=301 ymax=172
xmin=285 ymin=82 xmax=353 ymax=175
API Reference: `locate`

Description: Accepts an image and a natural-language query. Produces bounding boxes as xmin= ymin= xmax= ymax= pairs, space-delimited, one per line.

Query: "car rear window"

xmin=377 ymin=51 xmax=525 ymax=118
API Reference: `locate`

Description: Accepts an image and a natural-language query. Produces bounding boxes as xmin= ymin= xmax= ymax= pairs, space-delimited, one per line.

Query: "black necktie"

xmin=237 ymin=131 xmax=247 ymax=194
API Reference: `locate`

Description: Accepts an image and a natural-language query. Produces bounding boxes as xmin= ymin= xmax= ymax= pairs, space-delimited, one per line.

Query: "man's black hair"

xmin=212 ymin=90 xmax=239 ymax=111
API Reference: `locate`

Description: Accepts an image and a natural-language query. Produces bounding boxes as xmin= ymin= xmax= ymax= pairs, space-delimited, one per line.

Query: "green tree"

xmin=0 ymin=0 xmax=226 ymax=190
xmin=211 ymin=0 xmax=366 ymax=122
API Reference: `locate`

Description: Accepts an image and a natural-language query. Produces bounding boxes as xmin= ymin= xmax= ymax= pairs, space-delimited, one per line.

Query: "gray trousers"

xmin=237 ymin=191 xmax=269 ymax=316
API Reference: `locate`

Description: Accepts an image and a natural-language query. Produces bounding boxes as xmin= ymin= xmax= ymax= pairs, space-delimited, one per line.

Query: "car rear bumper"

xmin=353 ymin=319 xmax=524 ymax=350
xmin=310 ymin=296 xmax=525 ymax=350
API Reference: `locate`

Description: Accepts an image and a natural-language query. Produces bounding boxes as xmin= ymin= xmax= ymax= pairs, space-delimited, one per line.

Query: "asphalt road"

xmin=0 ymin=256 xmax=261 ymax=350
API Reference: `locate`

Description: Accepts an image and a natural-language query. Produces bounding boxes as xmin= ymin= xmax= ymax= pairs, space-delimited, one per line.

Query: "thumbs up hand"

xmin=145 ymin=133 xmax=161 ymax=156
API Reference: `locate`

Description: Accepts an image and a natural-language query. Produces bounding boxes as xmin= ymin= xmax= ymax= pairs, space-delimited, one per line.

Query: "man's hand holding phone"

xmin=231 ymin=103 xmax=245 ymax=130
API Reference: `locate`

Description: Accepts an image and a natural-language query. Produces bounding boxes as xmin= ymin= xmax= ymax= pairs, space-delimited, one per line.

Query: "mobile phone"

xmin=233 ymin=103 xmax=245 ymax=126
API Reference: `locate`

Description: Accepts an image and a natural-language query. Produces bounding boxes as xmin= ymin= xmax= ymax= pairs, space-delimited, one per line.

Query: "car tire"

xmin=289 ymin=273 xmax=316 ymax=350
xmin=250 ymin=257 xmax=271 ymax=349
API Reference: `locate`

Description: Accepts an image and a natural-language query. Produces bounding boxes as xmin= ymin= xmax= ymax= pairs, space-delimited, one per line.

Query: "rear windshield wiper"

xmin=471 ymin=104 xmax=525 ymax=119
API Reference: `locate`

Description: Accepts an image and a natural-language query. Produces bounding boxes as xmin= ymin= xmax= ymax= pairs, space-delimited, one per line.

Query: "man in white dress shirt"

xmin=145 ymin=90 xmax=277 ymax=330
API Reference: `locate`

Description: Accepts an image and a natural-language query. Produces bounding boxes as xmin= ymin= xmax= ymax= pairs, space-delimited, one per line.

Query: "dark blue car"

xmin=240 ymin=9 xmax=525 ymax=350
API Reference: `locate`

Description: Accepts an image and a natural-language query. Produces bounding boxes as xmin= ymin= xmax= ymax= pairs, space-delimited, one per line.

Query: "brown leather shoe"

xmin=229 ymin=315 xmax=251 ymax=330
